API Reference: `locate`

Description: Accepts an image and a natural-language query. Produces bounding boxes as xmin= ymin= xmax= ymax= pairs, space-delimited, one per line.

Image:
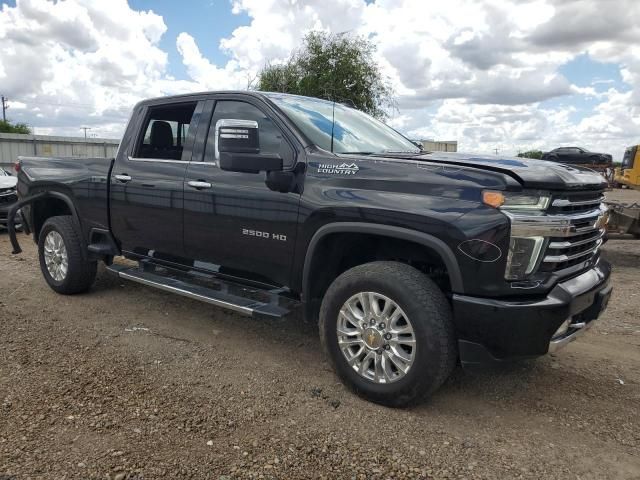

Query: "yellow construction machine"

xmin=608 ymin=145 xmax=640 ymax=238
xmin=614 ymin=145 xmax=640 ymax=189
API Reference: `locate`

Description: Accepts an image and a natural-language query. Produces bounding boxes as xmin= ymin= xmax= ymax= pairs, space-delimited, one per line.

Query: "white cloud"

xmin=407 ymin=88 xmax=640 ymax=161
xmin=176 ymin=32 xmax=249 ymax=90
xmin=528 ymin=0 xmax=640 ymax=48
xmin=1 ymin=0 xmax=639 ymax=159
xmin=0 ymin=0 xmax=195 ymax=137
xmin=212 ymin=0 xmax=640 ymax=157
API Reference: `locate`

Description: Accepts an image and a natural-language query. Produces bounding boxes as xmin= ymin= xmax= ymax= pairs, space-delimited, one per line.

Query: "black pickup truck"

xmin=7 ymin=92 xmax=612 ymax=406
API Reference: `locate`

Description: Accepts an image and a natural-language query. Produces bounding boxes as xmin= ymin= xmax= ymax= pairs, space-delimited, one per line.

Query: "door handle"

xmin=114 ymin=174 xmax=132 ymax=183
xmin=187 ymin=180 xmax=212 ymax=189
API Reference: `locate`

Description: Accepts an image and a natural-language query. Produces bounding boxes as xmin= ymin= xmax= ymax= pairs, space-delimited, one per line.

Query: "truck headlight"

xmin=483 ymin=190 xmax=551 ymax=280
xmin=483 ymin=190 xmax=551 ymax=211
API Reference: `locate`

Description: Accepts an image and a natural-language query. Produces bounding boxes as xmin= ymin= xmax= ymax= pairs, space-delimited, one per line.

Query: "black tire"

xmin=38 ymin=216 xmax=97 ymax=294
xmin=319 ymin=261 xmax=456 ymax=407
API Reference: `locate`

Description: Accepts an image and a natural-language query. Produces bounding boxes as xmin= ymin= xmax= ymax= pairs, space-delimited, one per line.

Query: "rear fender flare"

xmin=8 ymin=191 xmax=85 ymax=258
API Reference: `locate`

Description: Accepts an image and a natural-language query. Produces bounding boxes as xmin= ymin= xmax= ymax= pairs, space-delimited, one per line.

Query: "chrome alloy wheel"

xmin=44 ymin=230 xmax=68 ymax=281
xmin=337 ymin=292 xmax=416 ymax=384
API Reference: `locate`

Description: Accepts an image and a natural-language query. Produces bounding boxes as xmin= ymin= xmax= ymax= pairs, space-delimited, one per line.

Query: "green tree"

xmin=0 ymin=120 xmax=31 ymax=134
xmin=257 ymin=31 xmax=394 ymax=119
xmin=517 ymin=150 xmax=544 ymax=159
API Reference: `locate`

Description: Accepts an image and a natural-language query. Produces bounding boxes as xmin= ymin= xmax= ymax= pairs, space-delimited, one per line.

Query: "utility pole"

xmin=493 ymin=148 xmax=499 ymax=155
xmin=81 ymin=127 xmax=91 ymax=140
xmin=1 ymin=95 xmax=8 ymax=122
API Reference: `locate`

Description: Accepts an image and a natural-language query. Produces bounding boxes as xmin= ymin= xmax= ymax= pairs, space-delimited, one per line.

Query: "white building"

xmin=419 ymin=140 xmax=458 ymax=152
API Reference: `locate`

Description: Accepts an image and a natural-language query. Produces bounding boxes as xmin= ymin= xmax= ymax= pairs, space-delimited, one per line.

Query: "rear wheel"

xmin=319 ymin=261 xmax=456 ymax=407
xmin=38 ymin=216 xmax=97 ymax=294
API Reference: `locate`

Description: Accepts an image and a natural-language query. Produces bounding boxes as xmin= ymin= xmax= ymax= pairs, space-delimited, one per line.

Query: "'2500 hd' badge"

xmin=317 ymin=163 xmax=359 ymax=175
xmin=242 ymin=228 xmax=287 ymax=241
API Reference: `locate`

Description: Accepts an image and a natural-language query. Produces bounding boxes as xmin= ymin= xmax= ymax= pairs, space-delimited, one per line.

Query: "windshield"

xmin=265 ymin=93 xmax=420 ymax=155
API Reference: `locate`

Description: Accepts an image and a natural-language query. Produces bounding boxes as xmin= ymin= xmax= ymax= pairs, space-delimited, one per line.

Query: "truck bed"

xmin=17 ymin=155 xmax=114 ymax=242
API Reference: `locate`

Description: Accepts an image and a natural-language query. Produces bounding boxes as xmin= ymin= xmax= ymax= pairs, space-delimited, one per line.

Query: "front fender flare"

xmin=302 ymin=222 xmax=464 ymax=296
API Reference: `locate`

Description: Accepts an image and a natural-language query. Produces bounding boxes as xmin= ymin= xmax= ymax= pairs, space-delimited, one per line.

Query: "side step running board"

xmin=106 ymin=264 xmax=290 ymax=319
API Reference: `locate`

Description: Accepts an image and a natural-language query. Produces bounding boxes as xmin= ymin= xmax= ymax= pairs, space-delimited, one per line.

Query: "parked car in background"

xmin=542 ymin=147 xmax=612 ymax=166
xmin=0 ymin=167 xmax=21 ymax=229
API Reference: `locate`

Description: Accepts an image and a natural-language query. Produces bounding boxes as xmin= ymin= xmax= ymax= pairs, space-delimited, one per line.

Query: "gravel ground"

xmin=1 ymin=189 xmax=639 ymax=479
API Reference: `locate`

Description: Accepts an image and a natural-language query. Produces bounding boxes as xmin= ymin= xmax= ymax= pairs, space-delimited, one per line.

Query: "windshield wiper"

xmin=379 ymin=150 xmax=423 ymax=154
xmin=338 ymin=150 xmax=423 ymax=156
xmin=337 ymin=150 xmax=424 ymax=157
xmin=336 ymin=151 xmax=375 ymax=155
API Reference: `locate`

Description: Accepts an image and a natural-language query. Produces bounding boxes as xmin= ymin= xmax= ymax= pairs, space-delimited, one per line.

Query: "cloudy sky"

xmin=0 ymin=0 xmax=639 ymax=159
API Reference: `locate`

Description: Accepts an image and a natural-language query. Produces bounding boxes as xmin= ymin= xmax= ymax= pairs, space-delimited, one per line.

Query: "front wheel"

xmin=319 ymin=261 xmax=456 ymax=407
xmin=38 ymin=216 xmax=97 ymax=294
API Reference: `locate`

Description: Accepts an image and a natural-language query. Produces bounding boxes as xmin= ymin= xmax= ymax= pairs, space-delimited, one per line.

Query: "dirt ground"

xmin=1 ymin=190 xmax=639 ymax=480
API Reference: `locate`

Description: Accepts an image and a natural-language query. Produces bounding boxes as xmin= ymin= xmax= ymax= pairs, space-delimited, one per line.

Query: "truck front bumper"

xmin=452 ymin=259 xmax=612 ymax=366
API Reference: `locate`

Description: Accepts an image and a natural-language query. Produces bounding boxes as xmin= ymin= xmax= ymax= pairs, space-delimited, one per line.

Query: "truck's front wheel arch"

xmin=302 ymin=224 xmax=463 ymax=322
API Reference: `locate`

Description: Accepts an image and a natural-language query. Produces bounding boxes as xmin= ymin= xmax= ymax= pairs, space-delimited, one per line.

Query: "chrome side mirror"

xmin=214 ymin=118 xmax=259 ymax=162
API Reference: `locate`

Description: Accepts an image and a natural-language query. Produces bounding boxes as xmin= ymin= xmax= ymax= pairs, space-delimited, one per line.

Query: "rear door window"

xmin=135 ymin=102 xmax=198 ymax=161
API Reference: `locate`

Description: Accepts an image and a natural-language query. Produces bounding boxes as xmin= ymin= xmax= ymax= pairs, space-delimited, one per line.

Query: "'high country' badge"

xmin=317 ymin=163 xmax=359 ymax=175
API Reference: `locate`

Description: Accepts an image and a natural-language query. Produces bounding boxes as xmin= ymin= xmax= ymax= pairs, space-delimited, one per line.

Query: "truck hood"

xmin=386 ymin=152 xmax=607 ymax=190
xmin=0 ymin=175 xmax=17 ymax=190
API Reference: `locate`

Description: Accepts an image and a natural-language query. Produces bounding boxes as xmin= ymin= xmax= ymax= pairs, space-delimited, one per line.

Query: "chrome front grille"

xmin=547 ymin=191 xmax=605 ymax=215
xmin=539 ymin=190 xmax=606 ymax=276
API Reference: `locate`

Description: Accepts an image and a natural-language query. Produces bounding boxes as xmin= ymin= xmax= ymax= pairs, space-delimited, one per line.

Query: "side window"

xmin=622 ymin=147 xmax=636 ymax=169
xmin=135 ymin=102 xmax=197 ymax=160
xmin=206 ymin=100 xmax=295 ymax=168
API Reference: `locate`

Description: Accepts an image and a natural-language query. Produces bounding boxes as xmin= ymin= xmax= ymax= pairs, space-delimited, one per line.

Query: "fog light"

xmin=552 ymin=319 xmax=571 ymax=339
xmin=504 ymin=236 xmax=544 ymax=280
